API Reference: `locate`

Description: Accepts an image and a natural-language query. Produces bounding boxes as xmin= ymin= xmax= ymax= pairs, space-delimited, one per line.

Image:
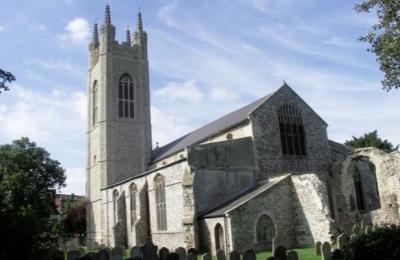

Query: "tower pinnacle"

xmin=104 ymin=4 xmax=111 ymax=25
xmin=126 ymin=26 xmax=131 ymax=44
xmin=136 ymin=11 xmax=143 ymax=33
xmin=92 ymin=22 xmax=99 ymax=44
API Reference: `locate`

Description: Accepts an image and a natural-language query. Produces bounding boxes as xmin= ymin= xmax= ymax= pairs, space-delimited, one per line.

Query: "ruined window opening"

xmin=226 ymin=133 xmax=233 ymax=140
xmin=256 ymin=214 xmax=275 ymax=242
xmin=214 ymin=223 xmax=225 ymax=252
xmin=92 ymin=81 xmax=98 ymax=125
xmin=118 ymin=74 xmax=134 ymax=118
xmin=154 ymin=175 xmax=167 ymax=230
xmin=130 ymin=183 xmax=137 ymax=229
xmin=113 ymin=190 xmax=119 ymax=224
xmin=277 ymin=105 xmax=306 ymax=156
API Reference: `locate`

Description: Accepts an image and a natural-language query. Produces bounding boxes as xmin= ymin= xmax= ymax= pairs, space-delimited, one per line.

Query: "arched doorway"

xmin=255 ymin=214 xmax=275 ymax=250
xmin=214 ymin=223 xmax=225 ymax=252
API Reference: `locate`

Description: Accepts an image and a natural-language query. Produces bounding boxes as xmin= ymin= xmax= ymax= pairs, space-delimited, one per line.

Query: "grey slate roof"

xmin=151 ymin=92 xmax=274 ymax=162
xmin=201 ymin=174 xmax=290 ymax=218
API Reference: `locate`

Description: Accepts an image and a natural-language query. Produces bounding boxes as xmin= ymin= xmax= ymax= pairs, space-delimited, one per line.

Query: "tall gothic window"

xmin=278 ymin=105 xmax=306 ymax=156
xmin=118 ymin=73 xmax=134 ymax=118
xmin=113 ymin=190 xmax=119 ymax=224
xmin=256 ymin=214 xmax=275 ymax=242
xmin=154 ymin=175 xmax=167 ymax=231
xmin=130 ymin=183 xmax=137 ymax=228
xmin=92 ymin=81 xmax=98 ymax=125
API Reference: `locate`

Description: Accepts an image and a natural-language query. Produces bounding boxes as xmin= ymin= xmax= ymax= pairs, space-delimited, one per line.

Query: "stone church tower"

xmin=86 ymin=5 xmax=152 ymax=243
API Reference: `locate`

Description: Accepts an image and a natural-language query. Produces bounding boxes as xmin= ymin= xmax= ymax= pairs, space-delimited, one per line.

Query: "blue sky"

xmin=0 ymin=0 xmax=399 ymax=195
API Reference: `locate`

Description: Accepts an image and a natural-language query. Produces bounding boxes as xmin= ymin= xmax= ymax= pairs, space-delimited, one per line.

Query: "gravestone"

xmin=352 ymin=224 xmax=360 ymax=234
xmin=175 ymin=247 xmax=186 ymax=260
xmin=167 ymin=253 xmax=180 ymax=260
xmin=332 ymin=248 xmax=344 ymax=260
xmin=273 ymin=246 xmax=287 ymax=260
xmin=159 ymin=247 xmax=170 ymax=260
xmin=111 ymin=247 xmax=124 ymax=260
xmin=287 ymin=251 xmax=298 ymax=260
xmin=131 ymin=246 xmax=142 ymax=259
xmin=188 ymin=248 xmax=197 ymax=255
xmin=337 ymin=234 xmax=349 ymax=250
xmin=229 ymin=250 xmax=240 ymax=260
xmin=68 ymin=250 xmax=82 ymax=260
xmin=142 ymin=241 xmax=158 ymax=260
xmin=321 ymin=242 xmax=332 ymax=260
xmin=243 ymin=249 xmax=256 ymax=260
xmin=187 ymin=253 xmax=197 ymax=260
xmin=216 ymin=249 xmax=225 ymax=260
xmin=201 ymin=253 xmax=211 ymax=260
xmin=365 ymin=225 xmax=372 ymax=234
xmin=267 ymin=257 xmax=277 ymax=260
xmin=85 ymin=252 xmax=97 ymax=260
xmin=350 ymin=233 xmax=357 ymax=241
xmin=315 ymin=242 xmax=322 ymax=256
xmin=98 ymin=249 xmax=110 ymax=260
xmin=49 ymin=249 xmax=65 ymax=260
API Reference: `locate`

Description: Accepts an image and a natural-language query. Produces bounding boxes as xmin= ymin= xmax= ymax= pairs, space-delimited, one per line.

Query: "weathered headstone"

xmin=365 ymin=225 xmax=372 ymax=234
xmin=229 ymin=250 xmax=240 ymax=260
xmin=111 ymin=247 xmax=124 ymax=260
xmin=131 ymin=246 xmax=142 ymax=259
xmin=315 ymin=241 xmax=322 ymax=256
xmin=159 ymin=247 xmax=170 ymax=260
xmin=216 ymin=249 xmax=226 ymax=260
xmin=85 ymin=252 xmax=97 ymax=260
xmin=243 ymin=249 xmax=256 ymax=260
xmin=350 ymin=233 xmax=357 ymax=241
xmin=201 ymin=253 xmax=211 ymax=260
xmin=142 ymin=241 xmax=158 ymax=260
xmin=175 ymin=247 xmax=186 ymax=260
xmin=337 ymin=234 xmax=349 ymax=250
xmin=98 ymin=249 xmax=110 ymax=260
xmin=352 ymin=224 xmax=361 ymax=235
xmin=67 ymin=250 xmax=82 ymax=260
xmin=167 ymin=253 xmax=180 ymax=260
xmin=273 ymin=246 xmax=287 ymax=260
xmin=188 ymin=248 xmax=197 ymax=255
xmin=187 ymin=253 xmax=197 ymax=260
xmin=287 ymin=251 xmax=298 ymax=260
xmin=332 ymin=248 xmax=344 ymax=260
xmin=49 ymin=248 xmax=65 ymax=260
xmin=321 ymin=242 xmax=332 ymax=260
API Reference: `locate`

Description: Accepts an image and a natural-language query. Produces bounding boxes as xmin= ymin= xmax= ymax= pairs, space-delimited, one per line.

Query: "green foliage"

xmin=0 ymin=138 xmax=66 ymax=260
xmin=355 ymin=1 xmax=400 ymax=91
xmin=341 ymin=225 xmax=400 ymax=260
xmin=0 ymin=68 xmax=16 ymax=93
xmin=345 ymin=130 xmax=399 ymax=152
xmin=54 ymin=195 xmax=86 ymax=240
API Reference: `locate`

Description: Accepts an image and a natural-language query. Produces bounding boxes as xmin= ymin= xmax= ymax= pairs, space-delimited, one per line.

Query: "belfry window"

xmin=92 ymin=81 xmax=98 ymax=125
xmin=278 ymin=105 xmax=306 ymax=156
xmin=118 ymin=74 xmax=134 ymax=118
xmin=154 ymin=174 xmax=167 ymax=231
xmin=130 ymin=183 xmax=137 ymax=228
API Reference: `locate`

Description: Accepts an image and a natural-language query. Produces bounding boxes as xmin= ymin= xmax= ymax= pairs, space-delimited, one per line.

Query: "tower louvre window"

xmin=92 ymin=81 xmax=98 ymax=125
xmin=278 ymin=105 xmax=306 ymax=156
xmin=118 ymin=73 xmax=134 ymax=118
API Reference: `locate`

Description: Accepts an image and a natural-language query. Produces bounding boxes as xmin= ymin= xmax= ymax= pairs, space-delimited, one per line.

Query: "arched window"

xmin=113 ymin=190 xmax=119 ymax=224
xmin=214 ymin=223 xmax=225 ymax=252
xmin=92 ymin=81 xmax=98 ymax=125
xmin=154 ymin=175 xmax=167 ymax=230
xmin=256 ymin=214 xmax=275 ymax=242
xmin=353 ymin=170 xmax=365 ymax=210
xmin=118 ymin=74 xmax=134 ymax=118
xmin=130 ymin=183 xmax=137 ymax=228
xmin=277 ymin=105 xmax=306 ymax=156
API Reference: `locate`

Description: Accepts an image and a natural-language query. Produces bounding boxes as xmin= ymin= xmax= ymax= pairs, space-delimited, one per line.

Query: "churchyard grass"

xmin=256 ymin=247 xmax=319 ymax=260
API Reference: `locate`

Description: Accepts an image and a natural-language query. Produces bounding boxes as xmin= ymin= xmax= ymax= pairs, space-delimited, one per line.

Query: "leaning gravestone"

xmin=287 ymin=251 xmax=298 ymax=260
xmin=229 ymin=250 xmax=240 ymax=260
xmin=131 ymin=246 xmax=142 ymax=259
xmin=68 ymin=250 xmax=82 ymax=260
xmin=321 ymin=242 xmax=332 ymax=260
xmin=315 ymin=241 xmax=322 ymax=256
xmin=159 ymin=247 xmax=170 ymax=260
xmin=142 ymin=241 xmax=158 ymax=260
xmin=243 ymin=249 xmax=256 ymax=260
xmin=98 ymin=249 xmax=110 ymax=260
xmin=202 ymin=253 xmax=211 ymax=260
xmin=175 ymin=247 xmax=186 ymax=260
xmin=167 ymin=252 xmax=180 ymax=260
xmin=337 ymin=234 xmax=349 ymax=250
xmin=111 ymin=247 xmax=124 ymax=260
xmin=85 ymin=252 xmax=97 ymax=260
xmin=216 ymin=249 xmax=226 ymax=260
xmin=187 ymin=253 xmax=197 ymax=260
xmin=273 ymin=246 xmax=287 ymax=260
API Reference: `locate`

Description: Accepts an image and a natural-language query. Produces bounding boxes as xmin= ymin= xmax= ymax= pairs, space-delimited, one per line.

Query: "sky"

xmin=0 ymin=0 xmax=399 ymax=195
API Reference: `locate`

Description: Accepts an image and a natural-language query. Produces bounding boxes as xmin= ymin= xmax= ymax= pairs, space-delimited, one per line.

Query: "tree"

xmin=0 ymin=68 xmax=16 ymax=93
xmin=355 ymin=1 xmax=400 ymax=91
xmin=0 ymin=138 xmax=66 ymax=260
xmin=345 ymin=130 xmax=399 ymax=152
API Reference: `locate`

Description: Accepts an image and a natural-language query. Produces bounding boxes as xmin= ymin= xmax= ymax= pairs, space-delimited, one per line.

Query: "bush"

xmin=341 ymin=225 xmax=400 ymax=260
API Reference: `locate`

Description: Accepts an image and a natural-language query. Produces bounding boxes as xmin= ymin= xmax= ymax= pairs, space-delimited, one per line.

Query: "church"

xmin=86 ymin=5 xmax=400 ymax=254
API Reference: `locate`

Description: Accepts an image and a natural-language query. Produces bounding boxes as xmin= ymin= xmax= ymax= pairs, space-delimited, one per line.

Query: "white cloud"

xmin=209 ymin=87 xmax=239 ymax=101
xmin=61 ymin=168 xmax=86 ymax=195
xmin=60 ymin=17 xmax=90 ymax=43
xmin=154 ymin=80 xmax=205 ymax=103
xmin=0 ymin=25 xmax=4 ymax=32
xmin=26 ymin=59 xmax=84 ymax=75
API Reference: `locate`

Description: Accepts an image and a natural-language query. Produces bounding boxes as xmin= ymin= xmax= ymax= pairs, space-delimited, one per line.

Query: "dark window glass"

xmin=278 ymin=105 xmax=306 ymax=156
xmin=118 ymin=74 xmax=134 ymax=118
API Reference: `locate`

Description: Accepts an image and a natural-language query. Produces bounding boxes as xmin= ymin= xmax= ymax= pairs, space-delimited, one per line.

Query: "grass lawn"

xmin=256 ymin=247 xmax=320 ymax=260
